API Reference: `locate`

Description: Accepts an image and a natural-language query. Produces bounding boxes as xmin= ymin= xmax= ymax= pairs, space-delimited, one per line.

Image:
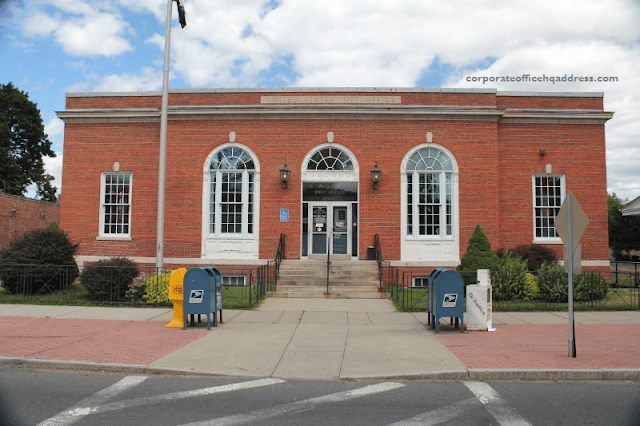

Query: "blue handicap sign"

xmin=280 ymin=209 xmax=289 ymax=222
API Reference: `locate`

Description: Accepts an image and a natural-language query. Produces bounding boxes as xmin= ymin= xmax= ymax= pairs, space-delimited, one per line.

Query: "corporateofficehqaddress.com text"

xmin=467 ymin=74 xmax=618 ymax=84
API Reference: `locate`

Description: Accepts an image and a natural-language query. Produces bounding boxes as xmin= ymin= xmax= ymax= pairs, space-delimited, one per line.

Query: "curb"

xmin=2 ymin=357 xmax=638 ymax=381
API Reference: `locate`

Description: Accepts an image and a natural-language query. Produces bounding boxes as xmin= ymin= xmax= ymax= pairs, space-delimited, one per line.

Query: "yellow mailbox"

xmin=165 ymin=268 xmax=188 ymax=328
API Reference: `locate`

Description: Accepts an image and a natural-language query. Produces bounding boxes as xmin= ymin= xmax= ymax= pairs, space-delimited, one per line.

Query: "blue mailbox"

xmin=428 ymin=268 xmax=464 ymax=333
xmin=183 ymin=266 xmax=223 ymax=330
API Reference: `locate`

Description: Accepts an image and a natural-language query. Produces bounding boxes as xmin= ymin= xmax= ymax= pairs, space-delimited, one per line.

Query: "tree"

xmin=608 ymin=192 xmax=640 ymax=259
xmin=0 ymin=82 xmax=57 ymax=201
xmin=457 ymin=224 xmax=499 ymax=283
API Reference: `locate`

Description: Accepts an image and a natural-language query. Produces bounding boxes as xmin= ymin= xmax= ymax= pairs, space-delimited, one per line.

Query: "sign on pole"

xmin=554 ymin=190 xmax=589 ymax=358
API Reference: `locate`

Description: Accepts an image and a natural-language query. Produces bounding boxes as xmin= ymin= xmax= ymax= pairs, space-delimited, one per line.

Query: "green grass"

xmin=387 ymin=286 xmax=639 ymax=312
xmin=0 ymin=281 xmax=269 ymax=310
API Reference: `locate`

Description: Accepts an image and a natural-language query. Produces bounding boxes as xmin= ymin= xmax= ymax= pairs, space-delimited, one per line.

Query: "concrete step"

xmin=273 ymin=260 xmax=384 ymax=299
xmin=267 ymin=289 xmax=387 ymax=299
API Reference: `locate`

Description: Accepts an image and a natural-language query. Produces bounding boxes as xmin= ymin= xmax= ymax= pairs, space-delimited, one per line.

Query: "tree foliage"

xmin=0 ymin=228 xmax=79 ymax=295
xmin=0 ymin=82 xmax=57 ymax=201
xmin=608 ymin=193 xmax=640 ymax=259
xmin=457 ymin=224 xmax=499 ymax=276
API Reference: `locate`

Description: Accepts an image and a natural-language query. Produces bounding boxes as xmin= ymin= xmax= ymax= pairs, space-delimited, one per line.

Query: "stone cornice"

xmin=57 ymin=105 xmax=613 ymax=124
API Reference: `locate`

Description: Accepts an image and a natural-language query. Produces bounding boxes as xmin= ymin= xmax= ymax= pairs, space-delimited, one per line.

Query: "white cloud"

xmin=44 ymin=154 xmax=63 ymax=194
xmin=20 ymin=1 xmax=133 ymax=56
xmin=448 ymin=40 xmax=640 ymax=201
xmin=12 ymin=0 xmax=640 ymax=199
xmin=91 ymin=67 xmax=163 ymax=92
xmin=45 ymin=117 xmax=65 ymax=142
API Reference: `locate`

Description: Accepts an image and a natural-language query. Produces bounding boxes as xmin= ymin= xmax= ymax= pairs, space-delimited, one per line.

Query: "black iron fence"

xmin=381 ymin=262 xmax=640 ymax=312
xmin=0 ymin=263 xmax=274 ymax=309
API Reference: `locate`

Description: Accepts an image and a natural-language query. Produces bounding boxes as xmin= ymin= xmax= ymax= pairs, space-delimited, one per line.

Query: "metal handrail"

xmin=326 ymin=235 xmax=331 ymax=293
xmin=374 ymin=234 xmax=383 ymax=289
xmin=273 ymin=233 xmax=286 ymax=289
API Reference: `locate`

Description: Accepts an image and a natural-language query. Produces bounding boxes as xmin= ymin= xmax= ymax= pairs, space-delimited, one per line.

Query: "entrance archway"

xmin=301 ymin=144 xmax=359 ymax=260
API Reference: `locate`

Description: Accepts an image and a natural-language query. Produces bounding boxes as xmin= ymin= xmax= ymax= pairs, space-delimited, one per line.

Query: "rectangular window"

xmin=418 ymin=173 xmax=440 ymax=236
xmin=222 ymin=275 xmax=246 ymax=286
xmin=413 ymin=277 xmax=428 ymax=288
xmin=533 ymin=175 xmax=565 ymax=240
xmin=101 ymin=172 xmax=131 ymax=236
xmin=407 ymin=171 xmax=453 ymax=238
xmin=210 ymin=171 xmax=254 ymax=235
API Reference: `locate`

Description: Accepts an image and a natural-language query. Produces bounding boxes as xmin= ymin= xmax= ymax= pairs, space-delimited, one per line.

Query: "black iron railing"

xmin=0 ymin=263 xmax=271 ymax=309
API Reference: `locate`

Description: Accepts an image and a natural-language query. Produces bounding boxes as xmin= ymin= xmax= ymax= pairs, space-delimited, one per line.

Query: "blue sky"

xmin=1 ymin=0 xmax=639 ymax=201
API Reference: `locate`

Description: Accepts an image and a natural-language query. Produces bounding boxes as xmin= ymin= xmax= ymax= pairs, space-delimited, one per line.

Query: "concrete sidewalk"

xmin=1 ymin=300 xmax=639 ymax=381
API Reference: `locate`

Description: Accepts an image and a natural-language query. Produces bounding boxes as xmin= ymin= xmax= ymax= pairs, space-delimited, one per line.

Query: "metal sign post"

xmin=555 ymin=190 xmax=589 ymax=358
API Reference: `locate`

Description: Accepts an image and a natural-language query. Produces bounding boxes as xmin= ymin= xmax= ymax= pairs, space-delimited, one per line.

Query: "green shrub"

xmin=574 ymin=271 xmax=609 ymax=301
xmin=497 ymin=244 xmax=558 ymax=271
xmin=125 ymin=274 xmax=148 ymax=303
xmin=523 ymin=273 xmax=540 ymax=301
xmin=46 ymin=221 xmax=60 ymax=231
xmin=537 ymin=261 xmax=569 ymax=302
xmin=144 ymin=272 xmax=172 ymax=303
xmin=491 ymin=250 xmax=528 ymax=301
xmin=80 ymin=257 xmax=139 ymax=302
xmin=457 ymin=224 xmax=498 ymax=285
xmin=0 ymin=228 xmax=79 ymax=295
xmin=537 ymin=261 xmax=609 ymax=302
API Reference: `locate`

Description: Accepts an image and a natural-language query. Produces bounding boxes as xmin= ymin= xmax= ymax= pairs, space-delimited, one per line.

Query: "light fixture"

xmin=280 ymin=162 xmax=291 ymax=189
xmin=371 ymin=162 xmax=381 ymax=190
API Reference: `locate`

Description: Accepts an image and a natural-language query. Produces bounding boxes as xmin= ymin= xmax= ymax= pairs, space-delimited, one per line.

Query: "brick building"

xmin=0 ymin=193 xmax=60 ymax=249
xmin=57 ymin=88 xmax=612 ymax=273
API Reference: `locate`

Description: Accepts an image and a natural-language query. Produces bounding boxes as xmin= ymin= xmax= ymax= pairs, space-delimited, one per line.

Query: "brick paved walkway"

xmin=0 ymin=317 xmax=208 ymax=365
xmin=436 ymin=324 xmax=640 ymax=369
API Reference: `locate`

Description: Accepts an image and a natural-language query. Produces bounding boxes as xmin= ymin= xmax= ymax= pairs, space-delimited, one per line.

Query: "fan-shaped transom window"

xmin=407 ymin=147 xmax=452 ymax=171
xmin=307 ymin=147 xmax=354 ymax=171
xmin=210 ymin=147 xmax=255 ymax=170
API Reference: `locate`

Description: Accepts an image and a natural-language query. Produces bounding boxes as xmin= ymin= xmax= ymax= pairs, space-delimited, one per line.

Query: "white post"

xmin=156 ymin=0 xmax=173 ymax=270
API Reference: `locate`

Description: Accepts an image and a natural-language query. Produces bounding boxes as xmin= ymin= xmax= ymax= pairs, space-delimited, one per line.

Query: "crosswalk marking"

xmin=38 ymin=376 xmax=532 ymax=426
xmin=37 ymin=377 xmax=283 ymax=425
xmin=387 ymin=398 xmax=480 ymax=426
xmin=464 ymin=381 xmax=532 ymax=426
xmin=180 ymin=382 xmax=406 ymax=426
xmin=37 ymin=375 xmax=148 ymax=426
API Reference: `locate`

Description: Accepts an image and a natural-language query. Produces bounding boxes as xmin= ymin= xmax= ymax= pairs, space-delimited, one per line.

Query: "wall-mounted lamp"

xmin=539 ymin=149 xmax=546 ymax=156
xmin=280 ymin=162 xmax=291 ymax=189
xmin=371 ymin=162 xmax=382 ymax=190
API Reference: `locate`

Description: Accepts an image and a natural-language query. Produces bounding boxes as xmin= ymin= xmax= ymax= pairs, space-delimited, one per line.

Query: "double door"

xmin=305 ymin=203 xmax=354 ymax=259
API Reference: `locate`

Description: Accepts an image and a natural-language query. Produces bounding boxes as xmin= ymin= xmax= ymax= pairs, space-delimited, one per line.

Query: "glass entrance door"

xmin=332 ymin=206 xmax=348 ymax=255
xmin=307 ymin=203 xmax=352 ymax=258
xmin=311 ymin=205 xmax=328 ymax=255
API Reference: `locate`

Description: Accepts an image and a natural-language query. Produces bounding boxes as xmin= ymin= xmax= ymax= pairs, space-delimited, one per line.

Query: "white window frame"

xmin=413 ymin=277 xmax=429 ymax=288
xmin=532 ymin=174 xmax=565 ymax=243
xmin=201 ymin=143 xmax=260 ymax=260
xmin=209 ymin=170 xmax=254 ymax=236
xmin=222 ymin=275 xmax=246 ymax=286
xmin=99 ymin=172 xmax=132 ymax=238
xmin=400 ymin=144 xmax=459 ymax=263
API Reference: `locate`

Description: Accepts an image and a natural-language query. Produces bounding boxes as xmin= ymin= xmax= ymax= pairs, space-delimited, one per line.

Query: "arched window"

xmin=401 ymin=144 xmax=459 ymax=262
xmin=406 ymin=147 xmax=454 ymax=237
xmin=307 ymin=147 xmax=354 ymax=170
xmin=209 ymin=146 xmax=255 ymax=235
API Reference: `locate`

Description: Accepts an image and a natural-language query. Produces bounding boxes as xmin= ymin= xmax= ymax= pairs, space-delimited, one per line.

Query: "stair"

xmin=268 ymin=260 xmax=386 ymax=299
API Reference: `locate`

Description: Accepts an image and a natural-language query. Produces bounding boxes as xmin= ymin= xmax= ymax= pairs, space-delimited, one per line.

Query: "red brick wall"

xmin=0 ymin=193 xmax=60 ymax=248
xmin=60 ymin=90 xmax=609 ymax=266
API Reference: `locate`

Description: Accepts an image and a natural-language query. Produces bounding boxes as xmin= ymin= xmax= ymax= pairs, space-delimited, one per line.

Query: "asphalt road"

xmin=1 ymin=369 xmax=639 ymax=426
